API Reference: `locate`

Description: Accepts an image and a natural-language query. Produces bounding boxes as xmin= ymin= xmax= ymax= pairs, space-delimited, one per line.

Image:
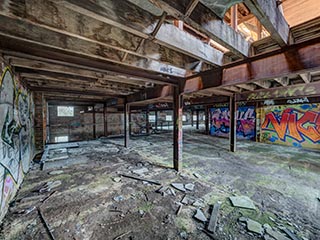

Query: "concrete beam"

xmin=142 ymin=0 xmax=250 ymax=57
xmin=58 ymin=0 xmax=224 ymax=66
xmin=243 ymin=0 xmax=290 ymax=46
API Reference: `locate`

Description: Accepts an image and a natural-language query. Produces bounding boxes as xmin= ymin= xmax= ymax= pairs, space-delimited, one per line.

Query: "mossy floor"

xmin=1 ymin=131 xmax=319 ymax=239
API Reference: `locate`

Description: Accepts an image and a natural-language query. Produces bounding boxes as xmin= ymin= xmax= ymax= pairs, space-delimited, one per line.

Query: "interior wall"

xmin=0 ymin=66 xmax=35 ymax=221
xmin=208 ymin=100 xmax=320 ymax=150
xmin=48 ymin=105 xmax=95 ymax=143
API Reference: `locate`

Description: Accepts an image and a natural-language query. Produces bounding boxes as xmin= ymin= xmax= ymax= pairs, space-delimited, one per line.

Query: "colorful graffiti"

xmin=0 ymin=67 xmax=35 ymax=220
xmin=260 ymin=104 xmax=320 ymax=149
xmin=210 ymin=106 xmax=256 ymax=140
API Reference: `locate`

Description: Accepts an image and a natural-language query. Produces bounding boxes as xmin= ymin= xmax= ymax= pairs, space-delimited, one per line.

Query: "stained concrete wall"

xmin=0 ymin=66 xmax=35 ymax=221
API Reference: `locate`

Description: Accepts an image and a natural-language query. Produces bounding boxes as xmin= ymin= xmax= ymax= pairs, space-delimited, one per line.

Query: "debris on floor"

xmin=194 ymin=209 xmax=207 ymax=222
xmin=1 ymin=135 xmax=319 ymax=239
xmin=229 ymin=195 xmax=256 ymax=210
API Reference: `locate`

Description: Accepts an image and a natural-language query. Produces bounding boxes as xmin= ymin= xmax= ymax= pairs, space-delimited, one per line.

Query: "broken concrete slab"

xmin=48 ymin=170 xmax=64 ymax=175
xmin=263 ymin=224 xmax=290 ymax=240
xmin=185 ymin=183 xmax=195 ymax=191
xmin=39 ymin=181 xmax=62 ymax=193
xmin=112 ymin=177 xmax=122 ymax=183
xmin=113 ymin=195 xmax=125 ymax=202
xmin=207 ymin=202 xmax=221 ymax=233
xmin=132 ymin=167 xmax=149 ymax=175
xmin=193 ymin=173 xmax=202 ymax=179
xmin=192 ymin=199 xmax=205 ymax=208
xmin=246 ymin=219 xmax=263 ymax=235
xmin=171 ymin=183 xmax=186 ymax=192
xmin=229 ymin=196 xmax=256 ymax=210
xmin=282 ymin=228 xmax=300 ymax=240
xmin=194 ymin=209 xmax=207 ymax=222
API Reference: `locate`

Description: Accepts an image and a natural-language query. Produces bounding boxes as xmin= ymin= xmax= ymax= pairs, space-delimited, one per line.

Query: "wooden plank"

xmin=121 ymin=174 xmax=161 ymax=185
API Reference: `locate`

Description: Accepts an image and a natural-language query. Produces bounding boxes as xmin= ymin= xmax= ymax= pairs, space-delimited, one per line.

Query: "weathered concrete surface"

xmin=1 ymin=132 xmax=319 ymax=239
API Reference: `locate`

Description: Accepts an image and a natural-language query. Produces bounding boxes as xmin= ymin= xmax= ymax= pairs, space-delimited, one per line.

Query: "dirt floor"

xmin=1 ymin=130 xmax=319 ymax=240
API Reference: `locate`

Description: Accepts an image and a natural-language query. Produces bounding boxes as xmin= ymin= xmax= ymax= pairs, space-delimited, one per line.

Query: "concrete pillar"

xmin=229 ymin=95 xmax=237 ymax=152
xmin=173 ymin=86 xmax=183 ymax=171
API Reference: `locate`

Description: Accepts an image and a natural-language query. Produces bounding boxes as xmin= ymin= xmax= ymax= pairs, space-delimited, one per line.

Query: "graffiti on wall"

xmin=260 ymin=104 xmax=320 ymax=149
xmin=210 ymin=106 xmax=256 ymax=140
xmin=0 ymin=67 xmax=34 ymax=220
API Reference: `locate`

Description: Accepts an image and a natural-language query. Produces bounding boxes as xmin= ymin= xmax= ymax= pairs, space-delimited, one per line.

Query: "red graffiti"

xmin=262 ymin=109 xmax=320 ymax=143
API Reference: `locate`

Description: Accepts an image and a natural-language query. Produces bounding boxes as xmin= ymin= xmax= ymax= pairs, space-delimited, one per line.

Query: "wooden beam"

xmin=58 ymin=0 xmax=223 ymax=66
xmin=141 ymin=0 xmax=250 ymax=57
xmin=300 ymin=73 xmax=312 ymax=83
xmin=243 ymin=0 xmax=290 ymax=46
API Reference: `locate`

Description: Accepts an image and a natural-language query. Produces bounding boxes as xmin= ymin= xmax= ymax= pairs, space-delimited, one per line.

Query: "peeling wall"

xmin=0 ymin=66 xmax=35 ymax=221
xmin=259 ymin=103 xmax=320 ymax=149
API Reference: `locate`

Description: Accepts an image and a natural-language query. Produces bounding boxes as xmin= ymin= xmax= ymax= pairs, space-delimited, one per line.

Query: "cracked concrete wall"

xmin=0 ymin=65 xmax=35 ymax=221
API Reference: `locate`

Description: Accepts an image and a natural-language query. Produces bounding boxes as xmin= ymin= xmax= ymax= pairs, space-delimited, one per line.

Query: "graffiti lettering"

xmin=263 ymin=100 xmax=275 ymax=106
xmin=287 ymin=97 xmax=309 ymax=104
xmin=261 ymin=104 xmax=320 ymax=149
xmin=210 ymin=106 xmax=256 ymax=140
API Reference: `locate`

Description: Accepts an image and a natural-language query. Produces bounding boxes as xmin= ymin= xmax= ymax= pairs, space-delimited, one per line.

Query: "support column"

xmin=124 ymin=102 xmax=130 ymax=147
xmin=196 ymin=109 xmax=199 ymax=130
xmin=92 ymin=105 xmax=96 ymax=139
xmin=229 ymin=95 xmax=237 ymax=152
xmin=191 ymin=110 xmax=194 ymax=126
xmin=155 ymin=110 xmax=158 ymax=131
xmin=146 ymin=109 xmax=150 ymax=134
xmin=205 ymin=106 xmax=210 ymax=135
xmin=173 ymin=86 xmax=183 ymax=171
